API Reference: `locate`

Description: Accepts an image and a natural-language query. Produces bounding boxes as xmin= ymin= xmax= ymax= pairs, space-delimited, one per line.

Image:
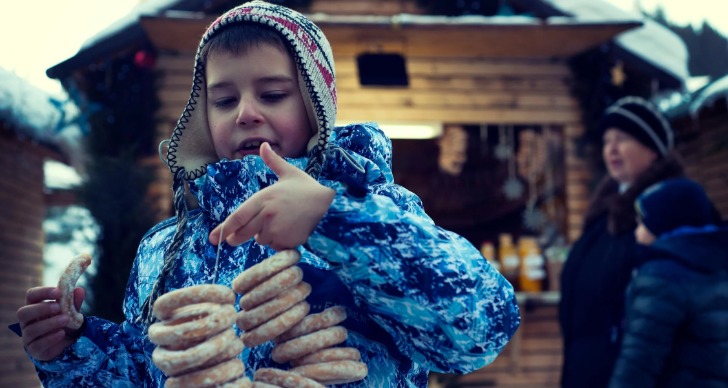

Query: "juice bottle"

xmin=498 ymin=233 xmax=520 ymax=289
xmin=480 ymin=241 xmax=500 ymax=272
xmin=518 ymin=236 xmax=545 ymax=292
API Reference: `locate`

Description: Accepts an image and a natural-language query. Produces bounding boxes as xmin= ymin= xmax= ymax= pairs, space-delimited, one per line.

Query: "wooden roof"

xmin=141 ymin=13 xmax=638 ymax=59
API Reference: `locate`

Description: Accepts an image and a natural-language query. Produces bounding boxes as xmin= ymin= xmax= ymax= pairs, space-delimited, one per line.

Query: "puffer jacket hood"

xmin=641 ymin=225 xmax=728 ymax=273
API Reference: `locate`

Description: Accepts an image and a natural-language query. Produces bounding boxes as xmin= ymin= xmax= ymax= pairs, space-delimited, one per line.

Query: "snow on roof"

xmin=616 ymin=18 xmax=690 ymax=82
xmin=690 ymin=73 xmax=728 ymax=114
xmin=76 ymin=0 xmax=182 ymax=54
xmin=0 ymin=67 xmax=85 ymax=174
xmin=543 ymin=0 xmax=689 ymax=85
xmin=308 ymin=13 xmax=541 ymax=26
xmin=542 ymin=0 xmax=638 ymax=22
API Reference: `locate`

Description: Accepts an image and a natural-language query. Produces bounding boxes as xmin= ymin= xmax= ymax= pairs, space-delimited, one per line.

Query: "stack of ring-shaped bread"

xmin=232 ymin=250 xmax=368 ymax=387
xmin=149 ymin=284 xmax=253 ymax=387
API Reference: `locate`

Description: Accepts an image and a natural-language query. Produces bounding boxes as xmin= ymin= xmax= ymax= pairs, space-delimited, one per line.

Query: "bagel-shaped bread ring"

xmin=249 ymin=382 xmax=277 ymax=388
xmin=218 ymin=376 xmax=254 ymax=387
xmin=290 ymin=360 xmax=368 ymax=385
xmin=241 ymin=301 xmax=310 ymax=348
xmin=253 ymin=368 xmax=324 ymax=388
xmin=149 ymin=304 xmax=236 ymax=347
xmin=232 ymin=250 xmax=300 ymax=294
xmin=290 ymin=347 xmax=361 ymax=367
xmin=152 ymin=328 xmax=242 ymax=376
xmin=275 ymin=305 xmax=346 ymax=343
xmin=236 ymin=282 xmax=311 ymax=331
xmin=152 ymin=284 xmax=235 ymax=321
xmin=165 ymin=357 xmax=245 ymax=388
xmin=239 ymin=266 xmax=303 ymax=310
xmin=57 ymin=253 xmax=92 ymax=330
xmin=271 ymin=326 xmax=348 ymax=364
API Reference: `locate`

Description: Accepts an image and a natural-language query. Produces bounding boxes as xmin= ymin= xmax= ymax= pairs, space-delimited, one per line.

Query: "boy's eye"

xmin=213 ymin=97 xmax=236 ymax=108
xmin=262 ymin=92 xmax=286 ymax=102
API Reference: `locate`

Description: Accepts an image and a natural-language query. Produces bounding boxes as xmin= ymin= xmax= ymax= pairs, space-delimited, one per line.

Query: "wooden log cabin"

xmin=44 ymin=0 xmax=689 ymax=386
xmin=0 ymin=71 xmax=78 ymax=388
xmin=667 ymin=75 xmax=728 ymax=218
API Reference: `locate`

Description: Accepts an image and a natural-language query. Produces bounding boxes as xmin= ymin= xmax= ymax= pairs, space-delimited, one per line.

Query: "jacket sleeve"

xmin=306 ymin=124 xmax=520 ymax=374
xmin=30 ymin=223 xmax=172 ymax=387
xmin=608 ymin=268 xmax=687 ymax=388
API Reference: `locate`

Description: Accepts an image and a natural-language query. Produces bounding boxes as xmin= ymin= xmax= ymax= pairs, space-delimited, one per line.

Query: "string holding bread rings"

xmin=57 ymin=253 xmax=92 ymax=330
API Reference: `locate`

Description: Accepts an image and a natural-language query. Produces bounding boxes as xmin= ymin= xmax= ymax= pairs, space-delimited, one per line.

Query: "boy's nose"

xmin=236 ymin=100 xmax=264 ymax=127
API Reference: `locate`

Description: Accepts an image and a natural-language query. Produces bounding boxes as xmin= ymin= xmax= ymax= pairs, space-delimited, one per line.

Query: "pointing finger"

xmin=260 ymin=142 xmax=299 ymax=178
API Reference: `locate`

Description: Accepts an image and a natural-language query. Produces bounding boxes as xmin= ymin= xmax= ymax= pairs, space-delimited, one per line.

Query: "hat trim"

xmin=165 ymin=50 xmax=208 ymax=180
xmin=611 ymin=96 xmax=674 ymax=150
xmin=605 ymin=106 xmax=668 ymax=155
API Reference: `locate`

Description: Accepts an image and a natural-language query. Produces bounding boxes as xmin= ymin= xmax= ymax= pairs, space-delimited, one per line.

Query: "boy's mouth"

xmin=235 ymin=138 xmax=272 ymax=157
xmin=240 ymin=139 xmax=264 ymax=150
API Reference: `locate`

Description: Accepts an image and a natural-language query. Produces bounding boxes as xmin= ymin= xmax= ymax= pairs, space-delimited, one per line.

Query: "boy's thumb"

xmin=260 ymin=142 xmax=292 ymax=177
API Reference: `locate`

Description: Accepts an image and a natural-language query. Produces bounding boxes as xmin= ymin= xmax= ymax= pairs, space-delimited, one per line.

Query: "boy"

xmin=609 ymin=177 xmax=728 ymax=387
xmin=17 ymin=1 xmax=519 ymax=386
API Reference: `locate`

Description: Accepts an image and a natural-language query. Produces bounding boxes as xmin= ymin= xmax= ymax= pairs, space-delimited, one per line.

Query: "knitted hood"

xmin=164 ymin=0 xmax=337 ymax=181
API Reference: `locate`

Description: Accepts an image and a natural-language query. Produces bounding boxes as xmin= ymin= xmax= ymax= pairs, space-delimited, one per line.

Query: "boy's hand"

xmin=17 ymin=286 xmax=85 ymax=361
xmin=209 ymin=142 xmax=335 ymax=251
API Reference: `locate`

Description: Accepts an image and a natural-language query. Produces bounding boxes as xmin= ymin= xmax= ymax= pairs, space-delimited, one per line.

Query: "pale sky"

xmin=0 ymin=0 xmax=725 ymax=96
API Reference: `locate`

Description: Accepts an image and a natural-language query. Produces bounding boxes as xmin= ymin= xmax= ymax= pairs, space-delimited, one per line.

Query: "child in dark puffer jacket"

xmin=609 ymin=177 xmax=728 ymax=388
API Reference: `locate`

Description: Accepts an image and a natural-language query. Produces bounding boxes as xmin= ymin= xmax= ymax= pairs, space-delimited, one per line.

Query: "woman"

xmin=558 ymin=96 xmax=683 ymax=388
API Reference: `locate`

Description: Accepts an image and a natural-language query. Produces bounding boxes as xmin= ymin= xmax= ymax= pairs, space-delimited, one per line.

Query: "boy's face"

xmin=635 ymin=221 xmax=656 ymax=245
xmin=206 ymin=44 xmax=312 ymax=160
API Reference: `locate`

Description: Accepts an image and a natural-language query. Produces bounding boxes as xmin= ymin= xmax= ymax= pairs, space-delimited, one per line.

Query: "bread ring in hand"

xmin=290 ymin=347 xmax=361 ymax=367
xmin=239 ymin=266 xmax=303 ymax=310
xmin=165 ymin=357 xmax=245 ymax=388
xmin=290 ymin=360 xmax=368 ymax=385
xmin=152 ymin=284 xmax=235 ymax=321
xmin=253 ymin=368 xmax=324 ymax=388
xmin=241 ymin=301 xmax=310 ymax=348
xmin=236 ymin=282 xmax=311 ymax=331
xmin=149 ymin=304 xmax=236 ymax=347
xmin=271 ymin=326 xmax=348 ymax=364
xmin=152 ymin=328 xmax=242 ymax=376
xmin=58 ymin=253 xmax=92 ymax=330
xmin=232 ymin=250 xmax=300 ymax=294
xmin=275 ymin=305 xmax=346 ymax=343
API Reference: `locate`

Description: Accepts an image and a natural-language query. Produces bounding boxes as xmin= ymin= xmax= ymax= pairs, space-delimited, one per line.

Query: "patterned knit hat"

xmin=599 ymin=96 xmax=674 ymax=156
xmin=636 ymin=178 xmax=717 ymax=237
xmin=164 ymin=0 xmax=337 ymax=181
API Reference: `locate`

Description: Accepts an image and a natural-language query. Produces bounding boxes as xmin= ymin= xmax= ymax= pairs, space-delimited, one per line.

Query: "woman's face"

xmin=602 ymin=128 xmax=658 ymax=185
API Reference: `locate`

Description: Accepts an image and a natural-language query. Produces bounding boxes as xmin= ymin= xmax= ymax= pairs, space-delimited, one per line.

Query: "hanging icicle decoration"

xmin=480 ymin=123 xmax=489 ymax=156
xmin=544 ymin=126 xmax=557 ymax=219
xmin=522 ymin=126 xmax=547 ymax=231
xmin=502 ymin=124 xmax=524 ymax=200
xmin=495 ymin=124 xmax=511 ymax=161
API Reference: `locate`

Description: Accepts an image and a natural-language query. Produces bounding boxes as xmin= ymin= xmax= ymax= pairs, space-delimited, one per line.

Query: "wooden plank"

xmin=334 ymin=57 xmax=571 ymax=77
xmin=310 ymin=0 xmax=422 ymax=15
xmin=337 ymin=90 xmax=578 ymax=110
xmin=336 ymin=106 xmax=581 ymax=124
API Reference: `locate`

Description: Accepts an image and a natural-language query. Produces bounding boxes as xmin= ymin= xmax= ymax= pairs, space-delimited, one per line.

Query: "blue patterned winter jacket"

xmin=32 ymin=123 xmax=519 ymax=387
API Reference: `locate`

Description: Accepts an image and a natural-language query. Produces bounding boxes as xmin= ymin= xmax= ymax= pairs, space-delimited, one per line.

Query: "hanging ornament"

xmin=523 ymin=205 xmax=547 ymax=231
xmin=479 ymin=123 xmax=489 ymax=156
xmin=522 ymin=126 xmax=546 ymax=231
xmin=502 ymin=125 xmax=524 ymax=200
xmin=494 ymin=125 xmax=511 ymax=161
xmin=610 ymin=60 xmax=626 ymax=87
xmin=544 ymin=126 xmax=557 ymax=219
